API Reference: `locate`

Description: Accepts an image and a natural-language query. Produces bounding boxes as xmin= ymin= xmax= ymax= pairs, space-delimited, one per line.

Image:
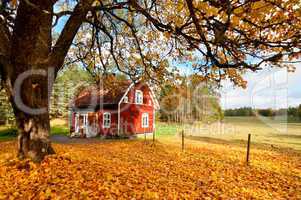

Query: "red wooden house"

xmin=70 ymin=80 xmax=159 ymax=137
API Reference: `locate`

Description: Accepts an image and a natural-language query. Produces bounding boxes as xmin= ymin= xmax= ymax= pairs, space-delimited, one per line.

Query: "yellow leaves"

xmin=195 ymin=2 xmax=218 ymax=17
xmin=176 ymin=1 xmax=184 ymax=13
xmin=0 ymin=141 xmax=300 ymax=199
xmin=163 ymin=31 xmax=172 ymax=39
xmin=251 ymin=1 xmax=266 ymax=10
xmin=44 ymin=188 xmax=52 ymax=199
xmin=231 ymin=16 xmax=241 ymax=27
xmin=233 ymin=7 xmax=244 ymax=17
xmin=143 ymin=190 xmax=159 ymax=199
xmin=11 ymin=0 xmax=17 ymax=7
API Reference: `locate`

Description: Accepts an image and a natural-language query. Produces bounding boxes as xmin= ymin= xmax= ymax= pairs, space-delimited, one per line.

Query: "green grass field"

xmin=153 ymin=117 xmax=301 ymax=151
xmin=0 ymin=119 xmax=69 ymax=141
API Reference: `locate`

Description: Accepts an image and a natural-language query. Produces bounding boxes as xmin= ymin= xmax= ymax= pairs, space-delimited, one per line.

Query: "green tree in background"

xmin=298 ymin=105 xmax=301 ymax=120
xmin=159 ymin=75 xmax=223 ymax=123
xmin=50 ymin=66 xmax=93 ymax=119
xmin=0 ymin=89 xmax=14 ymax=125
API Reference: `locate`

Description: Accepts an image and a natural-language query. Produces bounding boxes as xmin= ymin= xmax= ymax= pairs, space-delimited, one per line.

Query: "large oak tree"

xmin=0 ymin=0 xmax=300 ymax=162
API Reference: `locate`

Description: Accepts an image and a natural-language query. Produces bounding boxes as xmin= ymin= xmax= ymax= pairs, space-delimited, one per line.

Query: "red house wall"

xmin=120 ymin=104 xmax=154 ymax=134
xmin=70 ymin=82 xmax=156 ymax=136
xmin=97 ymin=110 xmax=118 ymax=136
xmin=119 ymin=83 xmax=155 ymax=134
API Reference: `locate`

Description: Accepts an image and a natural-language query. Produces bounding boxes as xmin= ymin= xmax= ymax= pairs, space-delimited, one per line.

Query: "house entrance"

xmin=75 ymin=113 xmax=88 ymax=136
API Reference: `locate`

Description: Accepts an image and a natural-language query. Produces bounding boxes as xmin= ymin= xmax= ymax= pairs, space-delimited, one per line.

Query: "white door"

xmin=83 ymin=114 xmax=88 ymax=134
xmin=75 ymin=113 xmax=79 ymax=133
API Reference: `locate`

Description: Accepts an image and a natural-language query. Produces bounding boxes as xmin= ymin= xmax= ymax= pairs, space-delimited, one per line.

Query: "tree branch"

xmin=49 ymin=0 xmax=94 ymax=74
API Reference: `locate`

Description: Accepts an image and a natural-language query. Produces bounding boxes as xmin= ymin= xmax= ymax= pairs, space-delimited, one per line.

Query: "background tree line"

xmin=224 ymin=106 xmax=301 ymax=120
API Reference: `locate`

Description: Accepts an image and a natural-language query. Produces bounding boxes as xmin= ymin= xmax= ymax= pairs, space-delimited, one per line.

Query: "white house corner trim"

xmin=147 ymin=83 xmax=160 ymax=110
xmin=117 ymin=83 xmax=135 ymax=135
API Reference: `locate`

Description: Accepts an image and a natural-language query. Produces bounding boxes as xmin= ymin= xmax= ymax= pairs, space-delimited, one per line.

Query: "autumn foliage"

xmin=0 ymin=140 xmax=300 ymax=199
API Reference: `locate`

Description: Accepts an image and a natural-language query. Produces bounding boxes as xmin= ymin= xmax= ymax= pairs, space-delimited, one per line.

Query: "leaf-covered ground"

xmin=0 ymin=139 xmax=300 ymax=199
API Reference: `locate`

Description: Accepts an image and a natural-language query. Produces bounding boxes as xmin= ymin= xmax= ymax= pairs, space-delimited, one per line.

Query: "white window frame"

xmin=135 ymin=90 xmax=143 ymax=104
xmin=142 ymin=113 xmax=149 ymax=128
xmin=103 ymin=112 xmax=111 ymax=128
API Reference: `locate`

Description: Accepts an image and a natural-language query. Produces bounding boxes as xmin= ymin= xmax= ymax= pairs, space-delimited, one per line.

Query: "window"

xmin=103 ymin=112 xmax=111 ymax=128
xmin=135 ymin=90 xmax=143 ymax=104
xmin=142 ymin=113 xmax=149 ymax=128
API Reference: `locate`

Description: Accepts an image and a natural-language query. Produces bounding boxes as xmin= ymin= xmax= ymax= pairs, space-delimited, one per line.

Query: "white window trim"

xmin=103 ymin=112 xmax=111 ymax=128
xmin=135 ymin=90 xmax=143 ymax=104
xmin=142 ymin=113 xmax=149 ymax=128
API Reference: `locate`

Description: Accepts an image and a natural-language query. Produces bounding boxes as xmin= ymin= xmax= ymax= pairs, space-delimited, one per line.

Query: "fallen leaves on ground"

xmin=0 ymin=139 xmax=300 ymax=199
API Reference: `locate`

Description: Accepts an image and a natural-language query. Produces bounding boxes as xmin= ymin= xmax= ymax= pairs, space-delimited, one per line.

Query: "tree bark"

xmin=16 ymin=112 xmax=55 ymax=162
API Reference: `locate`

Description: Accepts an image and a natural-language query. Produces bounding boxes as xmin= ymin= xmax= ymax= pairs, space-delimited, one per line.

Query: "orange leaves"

xmin=10 ymin=0 xmax=17 ymax=7
xmin=0 ymin=141 xmax=300 ymax=199
xmin=231 ymin=15 xmax=241 ymax=27
xmin=195 ymin=1 xmax=218 ymax=17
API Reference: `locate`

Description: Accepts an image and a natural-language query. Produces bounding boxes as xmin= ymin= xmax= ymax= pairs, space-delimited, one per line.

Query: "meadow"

xmin=155 ymin=117 xmax=301 ymax=151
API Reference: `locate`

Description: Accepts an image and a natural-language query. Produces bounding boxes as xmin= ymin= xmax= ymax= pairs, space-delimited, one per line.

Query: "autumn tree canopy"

xmin=0 ymin=0 xmax=300 ymax=161
xmin=64 ymin=0 xmax=301 ymax=86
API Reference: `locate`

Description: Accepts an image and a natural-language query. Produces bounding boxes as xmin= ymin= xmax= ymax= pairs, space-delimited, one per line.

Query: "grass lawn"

xmin=151 ymin=117 xmax=301 ymax=151
xmin=0 ymin=119 xmax=70 ymax=141
xmin=0 ymin=127 xmax=17 ymax=141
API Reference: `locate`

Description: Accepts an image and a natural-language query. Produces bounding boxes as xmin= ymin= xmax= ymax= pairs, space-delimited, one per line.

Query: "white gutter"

xmin=117 ymin=83 xmax=134 ymax=135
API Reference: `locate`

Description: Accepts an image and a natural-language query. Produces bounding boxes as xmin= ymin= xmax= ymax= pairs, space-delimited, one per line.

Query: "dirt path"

xmin=50 ymin=135 xmax=137 ymax=144
xmin=50 ymin=135 xmax=103 ymax=144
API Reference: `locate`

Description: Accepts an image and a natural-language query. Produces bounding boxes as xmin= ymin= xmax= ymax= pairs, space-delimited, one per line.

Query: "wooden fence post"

xmin=246 ymin=134 xmax=251 ymax=165
xmin=153 ymin=130 xmax=155 ymax=144
xmin=182 ymin=130 xmax=184 ymax=151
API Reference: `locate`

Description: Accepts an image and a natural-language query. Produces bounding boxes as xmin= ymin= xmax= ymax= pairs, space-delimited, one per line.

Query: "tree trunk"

xmin=16 ymin=113 xmax=55 ymax=162
xmin=11 ymin=75 xmax=55 ymax=162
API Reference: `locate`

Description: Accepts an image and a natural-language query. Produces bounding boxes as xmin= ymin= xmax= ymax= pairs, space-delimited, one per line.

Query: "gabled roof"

xmin=72 ymin=80 xmax=132 ymax=110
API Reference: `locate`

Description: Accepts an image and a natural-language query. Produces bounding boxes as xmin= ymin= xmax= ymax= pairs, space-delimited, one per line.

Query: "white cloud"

xmin=220 ymin=64 xmax=301 ymax=109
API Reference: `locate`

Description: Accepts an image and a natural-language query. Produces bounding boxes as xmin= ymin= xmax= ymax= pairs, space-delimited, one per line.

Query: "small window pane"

xmin=103 ymin=113 xmax=111 ymax=128
xmin=142 ymin=113 xmax=149 ymax=128
xmin=135 ymin=90 xmax=143 ymax=104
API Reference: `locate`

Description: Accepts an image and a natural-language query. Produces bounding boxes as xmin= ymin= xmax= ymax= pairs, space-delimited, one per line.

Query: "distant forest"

xmin=224 ymin=106 xmax=301 ymax=119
